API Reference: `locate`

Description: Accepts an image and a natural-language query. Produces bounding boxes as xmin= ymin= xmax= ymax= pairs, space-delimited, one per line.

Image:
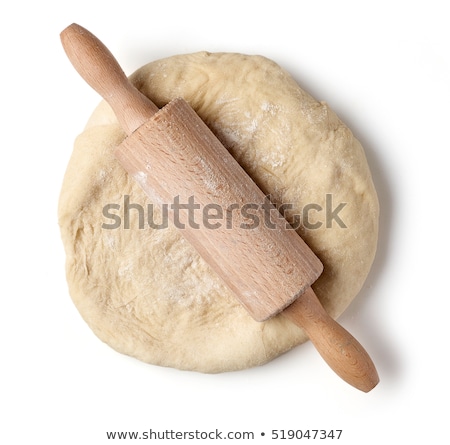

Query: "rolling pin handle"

xmin=283 ymin=287 xmax=379 ymax=392
xmin=60 ymin=23 xmax=159 ymax=135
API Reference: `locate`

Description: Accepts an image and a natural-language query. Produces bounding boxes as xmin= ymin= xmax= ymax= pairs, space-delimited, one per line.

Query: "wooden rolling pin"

xmin=61 ymin=23 xmax=379 ymax=392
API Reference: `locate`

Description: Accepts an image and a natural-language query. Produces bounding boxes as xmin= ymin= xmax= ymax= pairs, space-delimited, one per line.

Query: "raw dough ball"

xmin=58 ymin=52 xmax=378 ymax=373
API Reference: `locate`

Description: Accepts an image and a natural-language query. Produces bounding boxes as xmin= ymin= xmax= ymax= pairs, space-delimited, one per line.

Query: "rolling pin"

xmin=60 ymin=23 xmax=379 ymax=392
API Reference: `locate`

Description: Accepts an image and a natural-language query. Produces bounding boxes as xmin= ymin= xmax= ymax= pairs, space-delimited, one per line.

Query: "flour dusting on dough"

xmin=132 ymin=171 xmax=163 ymax=205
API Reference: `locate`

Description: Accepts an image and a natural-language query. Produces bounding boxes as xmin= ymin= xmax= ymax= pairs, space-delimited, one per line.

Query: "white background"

xmin=1 ymin=1 xmax=448 ymax=443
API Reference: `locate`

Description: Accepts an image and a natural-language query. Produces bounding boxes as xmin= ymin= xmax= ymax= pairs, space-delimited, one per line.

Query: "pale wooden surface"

xmin=60 ymin=23 xmax=158 ymax=133
xmin=283 ymin=288 xmax=379 ymax=392
xmin=60 ymin=23 xmax=379 ymax=391
xmin=116 ymin=97 xmax=324 ymax=321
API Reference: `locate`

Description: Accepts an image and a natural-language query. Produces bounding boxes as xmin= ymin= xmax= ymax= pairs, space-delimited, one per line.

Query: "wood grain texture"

xmin=115 ymin=98 xmax=323 ymax=321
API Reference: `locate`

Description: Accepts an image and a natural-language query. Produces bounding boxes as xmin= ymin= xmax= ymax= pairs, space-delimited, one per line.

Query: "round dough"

xmin=58 ymin=52 xmax=379 ymax=373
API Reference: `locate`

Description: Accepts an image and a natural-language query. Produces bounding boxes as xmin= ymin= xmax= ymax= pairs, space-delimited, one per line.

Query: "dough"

xmin=58 ymin=52 xmax=379 ymax=373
